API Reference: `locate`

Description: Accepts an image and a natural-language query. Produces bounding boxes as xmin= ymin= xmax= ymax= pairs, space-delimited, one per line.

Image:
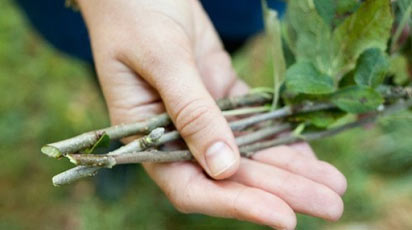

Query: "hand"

xmin=77 ymin=0 xmax=347 ymax=229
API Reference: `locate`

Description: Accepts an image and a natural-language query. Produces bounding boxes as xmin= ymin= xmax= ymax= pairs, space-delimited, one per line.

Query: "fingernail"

xmin=205 ymin=141 xmax=236 ymax=177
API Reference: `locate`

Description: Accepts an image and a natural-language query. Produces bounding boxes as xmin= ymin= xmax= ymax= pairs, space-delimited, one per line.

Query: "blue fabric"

xmin=16 ymin=0 xmax=285 ymax=62
xmin=200 ymin=0 xmax=285 ymax=41
xmin=17 ymin=0 xmax=93 ymax=62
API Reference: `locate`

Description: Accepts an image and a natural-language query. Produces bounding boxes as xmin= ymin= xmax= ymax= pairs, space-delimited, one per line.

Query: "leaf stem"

xmin=391 ymin=4 xmax=412 ymax=53
xmin=222 ymin=106 xmax=270 ymax=116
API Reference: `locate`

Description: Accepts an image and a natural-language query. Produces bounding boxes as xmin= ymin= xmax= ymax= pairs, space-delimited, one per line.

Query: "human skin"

xmin=76 ymin=0 xmax=347 ymax=229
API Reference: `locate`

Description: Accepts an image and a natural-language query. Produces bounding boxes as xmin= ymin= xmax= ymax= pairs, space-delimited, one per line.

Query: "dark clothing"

xmin=16 ymin=0 xmax=285 ymax=61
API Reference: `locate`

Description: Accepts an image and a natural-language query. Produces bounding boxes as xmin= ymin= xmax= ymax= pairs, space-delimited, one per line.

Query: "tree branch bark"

xmin=52 ymin=123 xmax=291 ymax=186
xmin=59 ymin=98 xmax=412 ymax=184
xmin=67 ymin=113 xmax=380 ymax=166
xmin=48 ymin=88 xmax=412 ymax=186
xmin=42 ymin=93 xmax=272 ymax=158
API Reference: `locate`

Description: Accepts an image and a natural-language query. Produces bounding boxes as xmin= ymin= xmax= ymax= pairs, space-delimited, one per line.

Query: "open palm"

xmin=77 ymin=0 xmax=347 ymax=229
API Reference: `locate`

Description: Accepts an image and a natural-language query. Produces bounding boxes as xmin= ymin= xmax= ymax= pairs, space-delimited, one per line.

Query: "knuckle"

xmin=174 ymin=98 xmax=215 ymax=138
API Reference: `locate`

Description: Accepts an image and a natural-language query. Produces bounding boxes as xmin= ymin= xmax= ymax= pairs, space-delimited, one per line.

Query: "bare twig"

xmin=66 ymin=99 xmax=412 ymax=168
xmin=52 ymin=123 xmax=291 ymax=186
xmin=53 ymin=102 xmax=329 ymax=186
xmin=67 ymin=116 xmax=377 ymax=166
xmin=47 ymin=86 xmax=410 ymax=159
xmin=42 ymin=114 xmax=170 ymax=158
xmin=216 ymin=92 xmax=272 ymax=110
xmin=66 ymin=115 xmax=377 ymax=166
xmin=43 ymin=93 xmax=272 ymax=158
xmin=68 ymin=123 xmax=292 ymax=167
xmin=49 ymin=90 xmax=412 ymax=186
xmin=53 ymin=128 xmax=168 ymax=186
xmin=235 ymin=123 xmax=291 ymax=146
xmin=222 ymin=106 xmax=270 ymax=116
xmin=230 ymin=102 xmax=335 ymax=131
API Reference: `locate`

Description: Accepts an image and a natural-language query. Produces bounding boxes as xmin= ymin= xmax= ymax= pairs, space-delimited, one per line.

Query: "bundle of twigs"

xmin=42 ymin=87 xmax=412 ymax=186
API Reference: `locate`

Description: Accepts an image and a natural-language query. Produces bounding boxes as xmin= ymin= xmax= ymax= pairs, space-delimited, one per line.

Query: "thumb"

xmin=159 ymin=63 xmax=240 ymax=179
xmin=126 ymin=48 xmax=240 ymax=179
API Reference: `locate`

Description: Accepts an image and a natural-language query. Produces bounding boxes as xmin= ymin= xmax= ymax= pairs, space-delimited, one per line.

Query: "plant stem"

xmin=52 ymin=102 xmax=335 ymax=186
xmin=229 ymin=102 xmax=335 ymax=131
xmin=44 ymin=86 xmax=411 ymax=159
xmin=391 ymin=4 xmax=411 ymax=53
xmin=49 ymin=89 xmax=412 ymax=186
xmin=42 ymin=113 xmax=171 ymax=158
xmin=68 ymin=114 xmax=378 ymax=166
xmin=216 ymin=92 xmax=272 ymax=110
xmin=53 ymin=123 xmax=291 ymax=186
xmin=53 ymin=128 xmax=168 ymax=186
xmin=43 ymin=93 xmax=272 ymax=158
xmin=235 ymin=123 xmax=291 ymax=146
xmin=222 ymin=106 xmax=270 ymax=116
xmin=63 ymin=98 xmax=412 ymax=171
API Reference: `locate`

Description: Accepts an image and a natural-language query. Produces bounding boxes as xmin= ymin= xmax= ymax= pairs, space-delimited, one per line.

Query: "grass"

xmin=0 ymin=0 xmax=411 ymax=229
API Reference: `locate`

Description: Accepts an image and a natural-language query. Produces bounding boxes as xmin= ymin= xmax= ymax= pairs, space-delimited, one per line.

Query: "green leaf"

xmin=354 ymin=48 xmax=389 ymax=88
xmin=327 ymin=113 xmax=358 ymax=128
xmin=331 ymin=86 xmax=384 ymax=113
xmin=285 ymin=62 xmax=335 ymax=94
xmin=84 ymin=132 xmax=110 ymax=154
xmin=292 ymin=123 xmax=306 ymax=137
xmin=286 ymin=0 xmax=334 ymax=75
xmin=314 ymin=0 xmax=336 ymax=26
xmin=388 ymin=54 xmax=410 ymax=85
xmin=332 ymin=0 xmax=393 ymax=77
xmin=292 ymin=111 xmax=344 ymax=128
xmin=262 ymin=1 xmax=286 ymax=108
xmin=339 ymin=70 xmax=356 ymax=88
xmin=281 ymin=17 xmax=297 ymax=56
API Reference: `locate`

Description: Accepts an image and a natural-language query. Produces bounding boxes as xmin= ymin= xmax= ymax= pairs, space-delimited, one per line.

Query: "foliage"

xmin=285 ymin=62 xmax=335 ymax=94
xmin=246 ymin=0 xmax=411 ymax=130
xmin=331 ymin=86 xmax=384 ymax=113
xmin=354 ymin=48 xmax=389 ymax=88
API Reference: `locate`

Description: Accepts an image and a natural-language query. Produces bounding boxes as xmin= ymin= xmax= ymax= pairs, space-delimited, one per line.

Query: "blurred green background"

xmin=1 ymin=0 xmax=411 ymax=229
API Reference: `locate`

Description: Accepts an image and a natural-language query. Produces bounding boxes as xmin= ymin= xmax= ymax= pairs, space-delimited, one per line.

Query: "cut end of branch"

xmin=52 ymin=166 xmax=100 ymax=186
xmin=41 ymin=145 xmax=62 ymax=158
xmin=52 ymin=173 xmax=66 ymax=187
